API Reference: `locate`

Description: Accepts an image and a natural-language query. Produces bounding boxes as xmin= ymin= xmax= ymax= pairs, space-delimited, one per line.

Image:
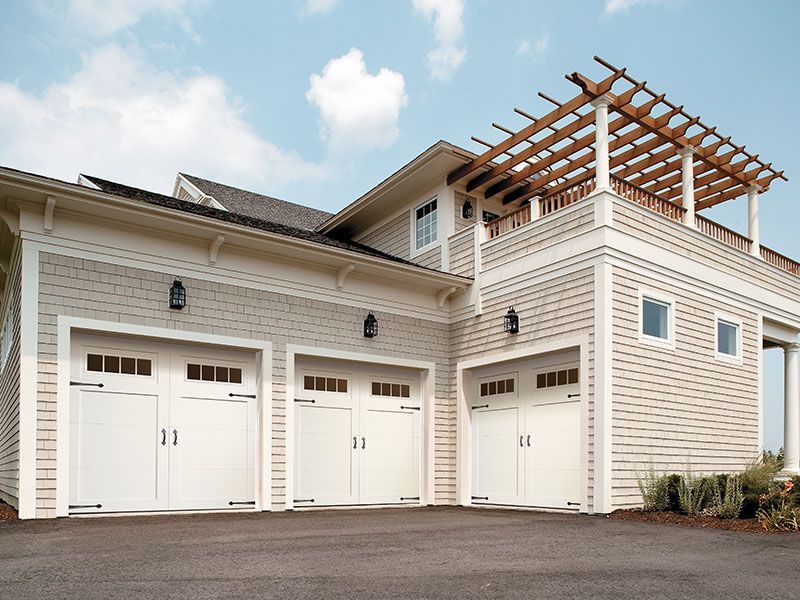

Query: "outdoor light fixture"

xmin=363 ymin=311 xmax=378 ymax=338
xmin=462 ymin=199 xmax=473 ymax=219
xmin=169 ymin=278 xmax=186 ymax=310
xmin=504 ymin=306 xmax=519 ymax=334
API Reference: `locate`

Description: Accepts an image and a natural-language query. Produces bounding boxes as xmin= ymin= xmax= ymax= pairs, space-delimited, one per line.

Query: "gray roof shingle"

xmin=180 ymin=173 xmax=332 ymax=231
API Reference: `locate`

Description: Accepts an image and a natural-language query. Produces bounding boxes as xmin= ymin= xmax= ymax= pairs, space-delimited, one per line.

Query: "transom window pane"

xmin=718 ymin=320 xmax=739 ymax=357
xmin=415 ymin=199 xmax=438 ymax=249
xmin=642 ymin=298 xmax=670 ymax=340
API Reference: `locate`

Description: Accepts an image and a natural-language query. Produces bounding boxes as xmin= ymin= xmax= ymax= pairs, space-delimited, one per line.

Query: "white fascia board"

xmin=3 ymin=173 xmax=470 ymax=293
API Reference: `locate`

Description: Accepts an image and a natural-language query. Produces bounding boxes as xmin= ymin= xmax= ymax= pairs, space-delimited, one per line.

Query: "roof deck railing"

xmin=484 ymin=174 xmax=800 ymax=277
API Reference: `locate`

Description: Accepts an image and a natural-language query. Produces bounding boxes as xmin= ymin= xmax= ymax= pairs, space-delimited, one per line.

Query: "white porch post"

xmin=747 ymin=185 xmax=761 ymax=258
xmin=783 ymin=342 xmax=800 ymax=475
xmin=591 ymin=95 xmax=613 ymax=191
xmin=678 ymin=146 xmax=696 ymax=227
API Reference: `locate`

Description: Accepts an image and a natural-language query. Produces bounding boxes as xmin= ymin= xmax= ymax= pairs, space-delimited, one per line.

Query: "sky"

xmin=0 ymin=0 xmax=798 ymax=451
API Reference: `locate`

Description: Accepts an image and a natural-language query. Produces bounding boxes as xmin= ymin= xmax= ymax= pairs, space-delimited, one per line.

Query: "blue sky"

xmin=0 ymin=0 xmax=797 ymax=450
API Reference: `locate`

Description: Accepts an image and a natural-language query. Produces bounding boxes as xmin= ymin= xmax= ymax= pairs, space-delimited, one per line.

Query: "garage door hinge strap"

xmin=294 ymin=498 xmax=315 ymax=503
xmin=70 ymin=381 xmax=104 ymax=388
xmin=471 ymin=404 xmax=489 ymax=410
xmin=294 ymin=399 xmax=316 ymax=403
xmin=471 ymin=496 xmax=488 ymax=501
xmin=229 ymin=393 xmax=256 ymax=399
xmin=228 ymin=501 xmax=256 ymax=506
xmin=400 ymin=406 xmax=420 ymax=411
xmin=400 ymin=496 xmax=420 ymax=501
xmin=567 ymin=393 xmax=581 ymax=398
xmin=69 ymin=504 xmax=102 ymax=509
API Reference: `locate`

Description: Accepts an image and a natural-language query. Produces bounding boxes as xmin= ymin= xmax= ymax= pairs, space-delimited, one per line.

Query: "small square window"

xmin=382 ymin=382 xmax=391 ymax=396
xmin=505 ymin=379 xmax=514 ymax=393
xmin=497 ymin=379 xmax=506 ymax=394
xmin=229 ymin=368 xmax=242 ymax=384
xmin=201 ymin=365 xmax=215 ymax=381
xmin=372 ymin=381 xmax=381 ymax=396
xmin=546 ymin=372 xmax=556 ymax=387
xmin=304 ymin=375 xmax=315 ymax=390
xmin=488 ymin=381 xmax=497 ymax=395
xmin=137 ymin=359 xmax=152 ymax=376
xmin=567 ymin=368 xmax=579 ymax=384
xmin=557 ymin=370 xmax=568 ymax=386
xmin=121 ymin=357 xmax=136 ymax=375
xmin=717 ymin=319 xmax=740 ymax=358
xmin=536 ymin=373 xmax=546 ymax=389
xmin=401 ymin=384 xmax=410 ymax=398
xmin=104 ymin=355 xmax=119 ymax=374
xmin=187 ymin=363 xmax=201 ymax=380
xmin=216 ymin=366 xmax=229 ymax=383
xmin=315 ymin=376 xmax=326 ymax=391
xmin=338 ymin=379 xmax=348 ymax=393
xmin=642 ymin=297 xmax=670 ymax=341
xmin=391 ymin=383 xmax=401 ymax=397
xmin=87 ymin=354 xmax=103 ymax=372
xmin=326 ymin=377 xmax=337 ymax=392
xmin=480 ymin=382 xmax=488 ymax=396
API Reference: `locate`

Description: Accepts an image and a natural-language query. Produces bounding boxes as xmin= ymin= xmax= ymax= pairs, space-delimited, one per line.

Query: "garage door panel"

xmin=361 ymin=409 xmax=419 ymax=503
xmin=295 ymin=405 xmax=357 ymax=504
xmin=472 ymin=406 xmax=523 ymax=505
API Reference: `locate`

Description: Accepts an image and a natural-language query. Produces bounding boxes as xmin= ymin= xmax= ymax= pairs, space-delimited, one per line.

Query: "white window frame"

xmin=638 ymin=289 xmax=675 ymax=349
xmin=411 ymin=196 xmax=439 ymax=255
xmin=714 ymin=313 xmax=743 ymax=364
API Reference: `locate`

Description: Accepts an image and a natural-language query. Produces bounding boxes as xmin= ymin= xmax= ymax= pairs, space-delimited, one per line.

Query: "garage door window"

xmin=536 ymin=368 xmax=578 ymax=389
xmin=87 ymin=353 xmax=152 ymax=376
xmin=371 ymin=381 xmax=410 ymax=397
xmin=187 ymin=363 xmax=242 ymax=383
xmin=480 ymin=377 xmax=515 ymax=397
xmin=303 ymin=375 xmax=348 ymax=393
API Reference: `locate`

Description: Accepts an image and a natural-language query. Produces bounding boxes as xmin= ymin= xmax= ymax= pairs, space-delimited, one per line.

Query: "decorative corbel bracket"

xmin=436 ymin=286 xmax=458 ymax=309
xmin=44 ymin=196 xmax=56 ymax=233
xmin=336 ymin=264 xmax=355 ymax=291
xmin=209 ymin=234 xmax=225 ymax=265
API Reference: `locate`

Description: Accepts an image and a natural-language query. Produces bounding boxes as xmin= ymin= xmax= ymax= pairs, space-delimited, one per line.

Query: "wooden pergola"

xmin=447 ymin=57 xmax=786 ymax=213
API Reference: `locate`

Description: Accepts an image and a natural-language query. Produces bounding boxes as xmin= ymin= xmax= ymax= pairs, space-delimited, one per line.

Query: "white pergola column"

xmin=591 ymin=95 xmax=613 ymax=191
xmin=677 ymin=146 xmax=696 ymax=227
xmin=747 ymin=185 xmax=762 ymax=258
xmin=783 ymin=342 xmax=800 ymax=475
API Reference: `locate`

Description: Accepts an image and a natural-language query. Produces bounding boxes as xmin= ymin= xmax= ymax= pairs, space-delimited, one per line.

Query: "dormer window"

xmin=415 ymin=198 xmax=438 ymax=250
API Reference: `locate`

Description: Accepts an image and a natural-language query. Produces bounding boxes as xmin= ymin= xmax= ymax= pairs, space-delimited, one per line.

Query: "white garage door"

xmin=69 ymin=334 xmax=257 ymax=514
xmin=472 ymin=364 xmax=580 ymax=510
xmin=294 ymin=360 xmax=421 ymax=507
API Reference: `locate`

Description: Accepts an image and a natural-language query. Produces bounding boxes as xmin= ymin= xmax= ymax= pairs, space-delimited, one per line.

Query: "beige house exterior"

xmin=0 ymin=63 xmax=799 ymax=520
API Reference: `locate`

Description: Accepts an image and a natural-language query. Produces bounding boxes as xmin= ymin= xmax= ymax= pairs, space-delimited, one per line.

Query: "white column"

xmin=678 ymin=146 xmax=696 ymax=227
xmin=747 ymin=185 xmax=761 ymax=258
xmin=591 ymin=95 xmax=613 ymax=191
xmin=784 ymin=342 xmax=800 ymax=475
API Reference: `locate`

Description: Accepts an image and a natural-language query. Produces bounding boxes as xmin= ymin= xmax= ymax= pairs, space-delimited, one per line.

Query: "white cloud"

xmin=603 ymin=0 xmax=677 ymax=16
xmin=0 ymin=44 xmax=324 ymax=193
xmin=412 ymin=0 xmax=466 ymax=81
xmin=516 ymin=33 xmax=549 ymax=61
xmin=306 ymin=48 xmax=408 ymax=154
xmin=65 ymin=0 xmax=204 ymax=36
xmin=302 ymin=0 xmax=341 ymax=15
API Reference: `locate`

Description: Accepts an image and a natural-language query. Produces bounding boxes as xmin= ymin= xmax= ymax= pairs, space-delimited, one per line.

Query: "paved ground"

xmin=1 ymin=507 xmax=798 ymax=599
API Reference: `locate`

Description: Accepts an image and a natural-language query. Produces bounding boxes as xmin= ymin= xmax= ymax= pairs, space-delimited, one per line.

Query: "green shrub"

xmin=678 ymin=468 xmax=708 ymax=515
xmin=757 ymin=480 xmax=800 ymax=531
xmin=740 ymin=453 xmax=782 ymax=518
xmin=636 ymin=465 xmax=671 ymax=511
xmin=716 ymin=475 xmax=745 ymax=519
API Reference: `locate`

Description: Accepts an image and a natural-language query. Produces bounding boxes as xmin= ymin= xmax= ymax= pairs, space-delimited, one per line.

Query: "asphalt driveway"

xmin=0 ymin=507 xmax=798 ymax=599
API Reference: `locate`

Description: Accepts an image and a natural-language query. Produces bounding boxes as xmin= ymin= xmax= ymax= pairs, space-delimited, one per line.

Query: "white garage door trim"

xmin=285 ymin=344 xmax=436 ymax=511
xmin=55 ymin=316 xmax=272 ymax=518
xmin=455 ymin=336 xmax=590 ymax=512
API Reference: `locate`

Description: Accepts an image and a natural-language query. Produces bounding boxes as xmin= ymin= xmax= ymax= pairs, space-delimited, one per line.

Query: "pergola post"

xmin=747 ymin=185 xmax=762 ymax=258
xmin=591 ymin=95 xmax=613 ymax=191
xmin=783 ymin=342 xmax=800 ymax=475
xmin=677 ymin=146 xmax=696 ymax=227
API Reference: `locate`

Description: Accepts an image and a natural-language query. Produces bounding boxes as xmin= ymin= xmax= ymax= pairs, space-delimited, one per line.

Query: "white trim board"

xmin=18 ymin=242 xmax=38 ymax=519
xmin=284 ymin=344 xmax=437 ymax=512
xmin=54 ymin=316 xmax=273 ymax=518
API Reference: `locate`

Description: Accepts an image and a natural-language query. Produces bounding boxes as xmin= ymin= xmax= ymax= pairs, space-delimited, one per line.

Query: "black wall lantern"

xmin=504 ymin=306 xmax=519 ymax=334
xmin=363 ymin=311 xmax=379 ymax=338
xmin=169 ymin=278 xmax=186 ymax=310
xmin=462 ymin=199 xmax=473 ymax=219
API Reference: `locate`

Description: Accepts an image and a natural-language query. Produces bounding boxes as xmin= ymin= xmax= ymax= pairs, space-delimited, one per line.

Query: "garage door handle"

xmin=173 ymin=429 xmax=178 ymax=446
xmin=353 ymin=436 xmax=357 ymax=449
xmin=70 ymin=381 xmax=104 ymax=388
xmin=161 ymin=429 xmax=167 ymax=446
xmin=361 ymin=436 xmax=366 ymax=450
xmin=526 ymin=434 xmax=531 ymax=447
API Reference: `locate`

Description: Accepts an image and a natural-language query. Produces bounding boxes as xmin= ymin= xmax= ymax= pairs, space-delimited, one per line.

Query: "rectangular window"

xmin=415 ymin=198 xmax=438 ymax=250
xmin=371 ymin=381 xmax=411 ymax=398
xmin=535 ymin=368 xmax=579 ymax=389
xmin=304 ymin=374 xmax=348 ymax=393
xmin=641 ymin=296 xmax=672 ymax=343
xmin=187 ymin=363 xmax=243 ymax=384
xmin=482 ymin=210 xmax=500 ymax=223
xmin=479 ymin=377 xmax=516 ymax=397
xmin=88 ymin=353 xmax=152 ymax=376
xmin=717 ymin=318 xmax=741 ymax=359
